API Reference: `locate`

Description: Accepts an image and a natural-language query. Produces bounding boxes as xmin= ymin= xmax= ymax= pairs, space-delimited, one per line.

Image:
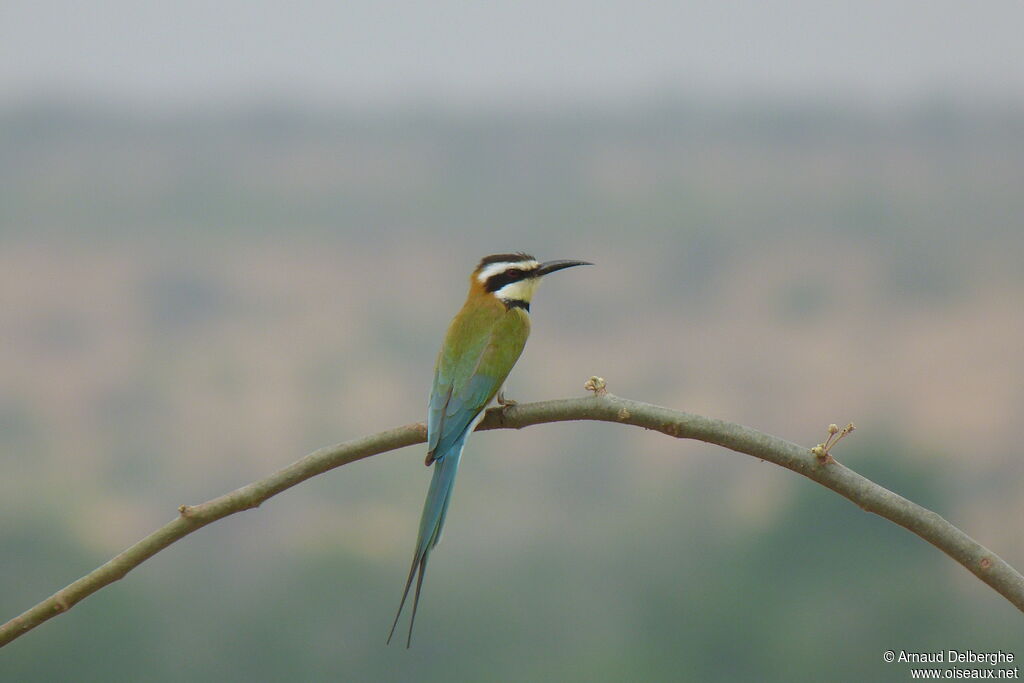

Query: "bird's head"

xmin=471 ymin=252 xmax=592 ymax=309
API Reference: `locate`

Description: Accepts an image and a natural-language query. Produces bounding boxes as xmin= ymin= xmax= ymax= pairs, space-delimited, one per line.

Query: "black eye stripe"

xmin=484 ymin=267 xmax=533 ymax=292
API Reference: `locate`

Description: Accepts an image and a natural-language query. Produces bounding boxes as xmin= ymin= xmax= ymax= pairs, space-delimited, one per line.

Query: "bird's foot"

xmin=497 ymin=391 xmax=518 ymax=407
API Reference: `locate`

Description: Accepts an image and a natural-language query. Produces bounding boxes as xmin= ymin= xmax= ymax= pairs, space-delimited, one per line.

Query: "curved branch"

xmin=2 ymin=392 xmax=1021 ymax=648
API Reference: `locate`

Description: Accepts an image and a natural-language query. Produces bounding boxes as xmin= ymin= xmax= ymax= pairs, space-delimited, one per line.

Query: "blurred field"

xmin=1 ymin=100 xmax=1022 ymax=681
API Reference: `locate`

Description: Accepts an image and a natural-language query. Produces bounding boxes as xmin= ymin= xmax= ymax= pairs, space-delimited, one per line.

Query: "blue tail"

xmin=387 ymin=434 xmax=466 ymax=647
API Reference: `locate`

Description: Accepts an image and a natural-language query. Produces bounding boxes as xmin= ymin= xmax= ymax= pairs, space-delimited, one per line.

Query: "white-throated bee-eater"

xmin=387 ymin=252 xmax=592 ymax=647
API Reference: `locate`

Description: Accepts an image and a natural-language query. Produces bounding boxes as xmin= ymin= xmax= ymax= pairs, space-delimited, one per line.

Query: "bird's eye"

xmin=506 ymin=268 xmax=522 ymax=278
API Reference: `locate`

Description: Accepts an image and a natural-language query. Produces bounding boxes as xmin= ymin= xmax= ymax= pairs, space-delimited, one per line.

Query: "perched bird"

xmin=387 ymin=252 xmax=592 ymax=647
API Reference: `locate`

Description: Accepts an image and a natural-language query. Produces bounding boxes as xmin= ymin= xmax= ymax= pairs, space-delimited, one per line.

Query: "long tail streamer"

xmin=387 ymin=438 xmax=465 ymax=647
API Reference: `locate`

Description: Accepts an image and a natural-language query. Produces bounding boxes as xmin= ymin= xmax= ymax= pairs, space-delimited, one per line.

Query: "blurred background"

xmin=2 ymin=2 xmax=1023 ymax=681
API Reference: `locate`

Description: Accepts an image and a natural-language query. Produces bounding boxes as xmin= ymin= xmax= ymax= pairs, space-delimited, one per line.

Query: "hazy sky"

xmin=3 ymin=1 xmax=1023 ymax=106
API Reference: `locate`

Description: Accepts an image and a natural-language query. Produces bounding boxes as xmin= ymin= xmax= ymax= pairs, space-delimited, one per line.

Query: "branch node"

xmin=584 ymin=376 xmax=607 ymax=396
xmin=812 ymin=422 xmax=856 ymax=463
xmin=178 ymin=504 xmax=194 ymax=518
xmin=53 ymin=592 xmax=70 ymax=613
xmin=980 ymin=557 xmax=993 ymax=571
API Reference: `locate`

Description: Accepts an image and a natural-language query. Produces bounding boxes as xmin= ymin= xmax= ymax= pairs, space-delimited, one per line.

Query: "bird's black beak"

xmin=535 ymin=259 xmax=593 ymax=277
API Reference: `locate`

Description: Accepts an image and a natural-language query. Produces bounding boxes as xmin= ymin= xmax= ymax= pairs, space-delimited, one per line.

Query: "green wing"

xmin=426 ymin=307 xmax=530 ymax=464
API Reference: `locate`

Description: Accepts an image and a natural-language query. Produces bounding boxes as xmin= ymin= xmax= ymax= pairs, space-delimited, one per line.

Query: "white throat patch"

xmin=493 ymin=277 xmax=540 ymax=302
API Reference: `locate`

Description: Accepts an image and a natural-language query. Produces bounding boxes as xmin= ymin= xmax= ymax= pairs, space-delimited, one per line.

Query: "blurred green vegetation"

xmin=3 ymin=440 xmax=1019 ymax=682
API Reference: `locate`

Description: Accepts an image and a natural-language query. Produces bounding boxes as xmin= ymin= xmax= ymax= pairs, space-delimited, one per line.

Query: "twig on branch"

xmin=2 ymin=389 xmax=1021 ymax=648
